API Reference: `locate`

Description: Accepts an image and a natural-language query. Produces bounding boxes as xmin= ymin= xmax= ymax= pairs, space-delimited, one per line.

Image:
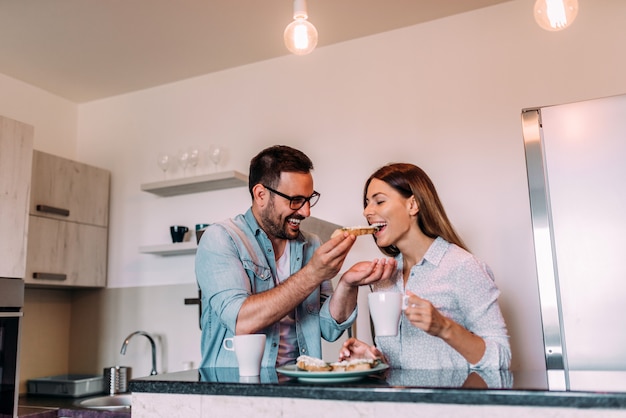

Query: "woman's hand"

xmin=329 ymin=258 xmax=396 ymax=323
xmin=338 ymin=337 xmax=384 ymax=362
xmin=403 ymin=291 xmax=452 ymax=338
xmin=339 ymin=258 xmax=397 ymax=288
xmin=403 ymin=290 xmax=487 ymax=364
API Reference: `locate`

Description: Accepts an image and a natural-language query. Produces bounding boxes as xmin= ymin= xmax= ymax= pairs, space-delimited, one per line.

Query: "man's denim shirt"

xmin=195 ymin=208 xmax=356 ymax=368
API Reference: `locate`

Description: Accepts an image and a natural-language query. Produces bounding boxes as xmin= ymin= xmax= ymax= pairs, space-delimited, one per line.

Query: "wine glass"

xmin=178 ymin=149 xmax=190 ymax=177
xmin=188 ymin=148 xmax=200 ymax=175
xmin=208 ymin=145 xmax=222 ymax=172
xmin=157 ymin=153 xmax=170 ymax=179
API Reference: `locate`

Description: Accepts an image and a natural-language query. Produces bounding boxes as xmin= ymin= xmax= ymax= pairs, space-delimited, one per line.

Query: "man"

xmin=195 ymin=145 xmax=395 ymax=369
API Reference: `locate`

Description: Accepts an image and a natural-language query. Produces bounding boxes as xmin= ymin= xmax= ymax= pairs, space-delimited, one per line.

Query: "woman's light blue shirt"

xmin=373 ymin=237 xmax=511 ymax=370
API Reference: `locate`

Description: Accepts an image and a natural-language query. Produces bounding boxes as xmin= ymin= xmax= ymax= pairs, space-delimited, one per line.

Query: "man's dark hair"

xmin=248 ymin=145 xmax=314 ymax=197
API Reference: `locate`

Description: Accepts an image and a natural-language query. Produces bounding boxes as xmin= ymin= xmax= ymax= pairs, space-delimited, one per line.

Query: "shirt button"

xmin=272 ymin=343 xmax=277 ymax=348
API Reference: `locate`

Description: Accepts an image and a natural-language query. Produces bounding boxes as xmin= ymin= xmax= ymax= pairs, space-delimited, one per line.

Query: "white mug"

xmin=368 ymin=292 xmax=408 ymax=337
xmin=223 ymin=334 xmax=266 ymax=376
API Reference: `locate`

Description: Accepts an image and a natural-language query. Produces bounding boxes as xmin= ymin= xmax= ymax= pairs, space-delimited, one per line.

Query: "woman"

xmin=339 ymin=163 xmax=511 ymax=369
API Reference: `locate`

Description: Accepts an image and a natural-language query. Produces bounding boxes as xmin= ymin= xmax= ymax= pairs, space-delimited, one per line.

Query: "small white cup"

xmin=368 ymin=292 xmax=408 ymax=337
xmin=223 ymin=334 xmax=266 ymax=376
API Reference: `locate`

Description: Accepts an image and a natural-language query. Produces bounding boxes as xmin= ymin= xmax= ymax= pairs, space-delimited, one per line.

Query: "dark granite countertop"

xmin=128 ymin=367 xmax=626 ymax=410
xmin=18 ymin=394 xmax=131 ymax=418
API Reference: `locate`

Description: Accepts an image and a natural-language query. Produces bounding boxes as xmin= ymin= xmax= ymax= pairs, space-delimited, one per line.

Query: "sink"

xmin=75 ymin=393 xmax=132 ymax=410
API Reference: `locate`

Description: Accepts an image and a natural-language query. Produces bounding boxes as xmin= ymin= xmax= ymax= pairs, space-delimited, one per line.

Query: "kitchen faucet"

xmin=120 ymin=330 xmax=158 ymax=375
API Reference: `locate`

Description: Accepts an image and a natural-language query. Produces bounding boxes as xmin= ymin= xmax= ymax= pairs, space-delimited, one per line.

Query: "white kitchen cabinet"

xmin=25 ymin=151 xmax=110 ymax=287
xmin=0 ymin=115 xmax=33 ymax=279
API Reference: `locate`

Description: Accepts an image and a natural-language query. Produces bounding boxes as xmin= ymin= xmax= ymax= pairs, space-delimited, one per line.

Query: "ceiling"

xmin=0 ymin=0 xmax=513 ymax=103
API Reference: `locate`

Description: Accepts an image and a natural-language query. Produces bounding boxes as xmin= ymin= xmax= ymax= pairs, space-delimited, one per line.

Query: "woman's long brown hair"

xmin=363 ymin=163 xmax=468 ymax=257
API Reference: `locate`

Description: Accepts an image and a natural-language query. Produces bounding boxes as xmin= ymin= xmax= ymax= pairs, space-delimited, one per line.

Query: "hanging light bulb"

xmin=534 ymin=0 xmax=579 ymax=31
xmin=284 ymin=0 xmax=318 ymax=56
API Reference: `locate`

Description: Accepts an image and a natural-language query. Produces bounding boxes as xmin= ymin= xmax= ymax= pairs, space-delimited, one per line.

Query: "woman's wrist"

xmin=437 ymin=317 xmax=455 ymax=341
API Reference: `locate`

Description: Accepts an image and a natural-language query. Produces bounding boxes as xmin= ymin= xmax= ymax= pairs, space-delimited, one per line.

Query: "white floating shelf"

xmin=139 ymin=242 xmax=197 ymax=256
xmin=141 ymin=170 xmax=248 ymax=197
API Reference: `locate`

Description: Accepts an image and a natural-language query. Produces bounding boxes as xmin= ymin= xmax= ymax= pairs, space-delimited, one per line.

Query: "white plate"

xmin=276 ymin=363 xmax=389 ymax=383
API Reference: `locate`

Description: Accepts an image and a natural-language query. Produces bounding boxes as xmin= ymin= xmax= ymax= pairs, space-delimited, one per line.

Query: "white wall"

xmin=75 ymin=0 xmax=626 ymax=374
xmin=0 ymin=72 xmax=77 ymax=158
xmin=5 ymin=0 xmax=626 ymax=376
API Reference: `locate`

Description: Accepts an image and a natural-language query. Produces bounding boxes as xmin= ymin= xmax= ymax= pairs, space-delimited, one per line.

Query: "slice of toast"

xmin=330 ymin=223 xmax=385 ymax=239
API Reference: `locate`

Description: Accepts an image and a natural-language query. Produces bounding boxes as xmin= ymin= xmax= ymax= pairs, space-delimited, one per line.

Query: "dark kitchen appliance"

xmin=0 ymin=277 xmax=24 ymax=418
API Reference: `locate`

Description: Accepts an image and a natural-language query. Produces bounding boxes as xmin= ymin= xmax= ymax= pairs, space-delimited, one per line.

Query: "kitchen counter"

xmin=127 ymin=368 xmax=626 ymax=417
xmin=18 ymin=395 xmax=131 ymax=418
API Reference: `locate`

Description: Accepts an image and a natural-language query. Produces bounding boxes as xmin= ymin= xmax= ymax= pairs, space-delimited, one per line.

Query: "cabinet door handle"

xmin=33 ymin=273 xmax=67 ymax=281
xmin=36 ymin=205 xmax=70 ymax=217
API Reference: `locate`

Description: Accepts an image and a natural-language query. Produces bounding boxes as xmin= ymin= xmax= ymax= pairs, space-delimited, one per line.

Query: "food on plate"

xmin=328 ymin=361 xmax=347 ymax=372
xmin=330 ymin=223 xmax=385 ymax=239
xmin=297 ymin=355 xmax=380 ymax=372
xmin=296 ymin=355 xmax=332 ymax=372
xmin=345 ymin=358 xmax=380 ymax=371
xmin=331 ymin=358 xmax=380 ymax=372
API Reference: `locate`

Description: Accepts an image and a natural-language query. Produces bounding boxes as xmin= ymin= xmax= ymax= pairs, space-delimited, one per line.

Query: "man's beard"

xmin=259 ymin=199 xmax=301 ymax=240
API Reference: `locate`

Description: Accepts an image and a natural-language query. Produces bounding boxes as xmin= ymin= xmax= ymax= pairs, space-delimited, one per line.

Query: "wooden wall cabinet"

xmin=29 ymin=150 xmax=109 ymax=226
xmin=25 ymin=151 xmax=110 ymax=287
xmin=0 ymin=115 xmax=34 ymax=279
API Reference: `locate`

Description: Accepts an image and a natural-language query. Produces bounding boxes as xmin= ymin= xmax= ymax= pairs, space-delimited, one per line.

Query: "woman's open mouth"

xmin=371 ymin=222 xmax=386 ymax=235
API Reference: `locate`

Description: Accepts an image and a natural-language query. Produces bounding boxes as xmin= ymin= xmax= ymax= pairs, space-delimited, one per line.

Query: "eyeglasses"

xmin=263 ymin=185 xmax=320 ymax=210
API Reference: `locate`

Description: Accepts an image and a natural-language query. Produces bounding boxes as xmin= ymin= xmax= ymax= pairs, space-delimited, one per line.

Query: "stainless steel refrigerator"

xmin=522 ymin=93 xmax=626 ymax=391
